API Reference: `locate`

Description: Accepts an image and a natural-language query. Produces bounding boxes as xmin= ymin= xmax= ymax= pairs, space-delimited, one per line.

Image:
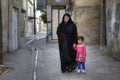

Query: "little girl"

xmin=73 ymin=36 xmax=86 ymax=73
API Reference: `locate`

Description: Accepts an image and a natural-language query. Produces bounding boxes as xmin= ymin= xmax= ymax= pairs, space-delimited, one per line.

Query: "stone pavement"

xmin=0 ymin=37 xmax=120 ymax=80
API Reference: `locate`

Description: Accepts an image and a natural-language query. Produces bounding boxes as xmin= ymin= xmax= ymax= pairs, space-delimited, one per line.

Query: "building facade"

xmin=25 ymin=0 xmax=34 ymax=36
xmin=74 ymin=0 xmax=120 ymax=60
xmin=0 ymin=0 xmax=27 ymax=63
xmin=0 ymin=0 xmax=35 ymax=55
xmin=0 ymin=0 xmax=43 ymax=63
xmin=47 ymin=0 xmax=101 ymax=45
xmin=73 ymin=0 xmax=101 ymax=45
xmin=0 ymin=0 xmax=26 ymax=53
xmin=46 ymin=0 xmax=120 ymax=60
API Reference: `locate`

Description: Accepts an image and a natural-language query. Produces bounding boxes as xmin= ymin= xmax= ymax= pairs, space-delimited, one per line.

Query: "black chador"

xmin=57 ymin=13 xmax=78 ymax=73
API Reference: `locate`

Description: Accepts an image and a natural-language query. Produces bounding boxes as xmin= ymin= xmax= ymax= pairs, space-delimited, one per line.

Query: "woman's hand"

xmin=73 ymin=43 xmax=76 ymax=48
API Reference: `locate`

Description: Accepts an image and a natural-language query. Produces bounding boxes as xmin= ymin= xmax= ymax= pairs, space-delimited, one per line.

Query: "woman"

xmin=57 ymin=13 xmax=78 ymax=73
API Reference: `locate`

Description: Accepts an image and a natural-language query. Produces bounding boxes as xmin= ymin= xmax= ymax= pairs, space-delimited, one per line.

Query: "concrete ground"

xmin=0 ymin=37 xmax=120 ymax=80
xmin=36 ymin=42 xmax=120 ymax=80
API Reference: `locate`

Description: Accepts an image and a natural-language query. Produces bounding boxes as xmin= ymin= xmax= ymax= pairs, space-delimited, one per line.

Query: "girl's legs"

xmin=77 ymin=62 xmax=81 ymax=73
xmin=77 ymin=62 xmax=86 ymax=73
xmin=77 ymin=62 xmax=81 ymax=70
xmin=81 ymin=62 xmax=86 ymax=73
xmin=81 ymin=62 xmax=86 ymax=70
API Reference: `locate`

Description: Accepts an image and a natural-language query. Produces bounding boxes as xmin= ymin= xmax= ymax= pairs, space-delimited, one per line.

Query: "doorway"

xmin=103 ymin=0 xmax=107 ymax=45
xmin=52 ymin=6 xmax=66 ymax=39
xmin=10 ymin=7 xmax=19 ymax=51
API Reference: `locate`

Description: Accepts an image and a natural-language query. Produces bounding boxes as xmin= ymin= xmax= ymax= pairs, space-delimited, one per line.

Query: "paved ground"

xmin=0 ymin=33 xmax=46 ymax=80
xmin=36 ymin=42 xmax=120 ymax=80
xmin=0 ymin=47 xmax=34 ymax=80
xmin=0 ymin=38 xmax=120 ymax=80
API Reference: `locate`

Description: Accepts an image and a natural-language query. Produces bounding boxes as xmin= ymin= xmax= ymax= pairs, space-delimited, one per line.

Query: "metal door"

xmin=11 ymin=7 xmax=19 ymax=51
xmin=52 ymin=8 xmax=65 ymax=39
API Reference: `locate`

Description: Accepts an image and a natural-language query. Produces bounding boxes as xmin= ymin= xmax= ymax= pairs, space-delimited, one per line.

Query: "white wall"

xmin=25 ymin=0 xmax=34 ymax=36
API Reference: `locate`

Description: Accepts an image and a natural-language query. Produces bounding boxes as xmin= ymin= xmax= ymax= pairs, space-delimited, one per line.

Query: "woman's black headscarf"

xmin=61 ymin=13 xmax=73 ymax=24
xmin=58 ymin=13 xmax=76 ymax=35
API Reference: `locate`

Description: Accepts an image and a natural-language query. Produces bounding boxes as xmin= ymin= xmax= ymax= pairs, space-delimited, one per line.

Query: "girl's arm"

xmin=83 ymin=46 xmax=86 ymax=57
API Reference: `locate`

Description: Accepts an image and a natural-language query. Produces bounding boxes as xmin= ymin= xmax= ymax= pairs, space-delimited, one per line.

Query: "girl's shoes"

xmin=77 ymin=69 xmax=86 ymax=74
xmin=77 ymin=70 xmax=81 ymax=73
xmin=81 ymin=70 xmax=86 ymax=74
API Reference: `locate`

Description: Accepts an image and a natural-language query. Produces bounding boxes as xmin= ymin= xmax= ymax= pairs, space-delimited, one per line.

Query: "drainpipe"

xmin=0 ymin=22 xmax=3 ymax=64
xmin=66 ymin=0 xmax=73 ymax=12
xmin=34 ymin=0 xmax=36 ymax=35
xmin=0 ymin=1 xmax=3 ymax=64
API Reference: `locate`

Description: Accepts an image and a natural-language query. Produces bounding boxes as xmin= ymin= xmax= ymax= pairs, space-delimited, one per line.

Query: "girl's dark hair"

xmin=78 ymin=36 xmax=84 ymax=41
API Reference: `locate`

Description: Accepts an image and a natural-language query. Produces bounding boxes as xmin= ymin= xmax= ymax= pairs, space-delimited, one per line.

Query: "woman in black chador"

xmin=57 ymin=13 xmax=78 ymax=73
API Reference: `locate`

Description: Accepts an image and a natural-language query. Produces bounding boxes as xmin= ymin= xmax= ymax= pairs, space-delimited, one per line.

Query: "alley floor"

xmin=36 ymin=42 xmax=120 ymax=80
xmin=0 ymin=39 xmax=120 ymax=80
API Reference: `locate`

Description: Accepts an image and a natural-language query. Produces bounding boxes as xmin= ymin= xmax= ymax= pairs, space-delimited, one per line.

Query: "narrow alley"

xmin=0 ymin=0 xmax=120 ymax=80
xmin=0 ymin=39 xmax=120 ymax=80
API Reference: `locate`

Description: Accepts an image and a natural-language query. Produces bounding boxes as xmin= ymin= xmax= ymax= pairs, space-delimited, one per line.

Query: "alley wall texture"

xmin=0 ymin=0 xmax=29 ymax=52
xmin=0 ymin=0 xmax=9 ymax=53
xmin=74 ymin=0 xmax=101 ymax=45
xmin=106 ymin=0 xmax=120 ymax=60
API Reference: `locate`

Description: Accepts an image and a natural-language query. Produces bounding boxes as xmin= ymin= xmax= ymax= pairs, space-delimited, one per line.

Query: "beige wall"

xmin=0 ymin=0 xmax=35 ymax=52
xmin=74 ymin=0 xmax=101 ymax=45
xmin=25 ymin=0 xmax=34 ymax=36
xmin=47 ymin=0 xmax=67 ymax=5
xmin=74 ymin=0 xmax=101 ymax=7
xmin=0 ymin=0 xmax=26 ymax=52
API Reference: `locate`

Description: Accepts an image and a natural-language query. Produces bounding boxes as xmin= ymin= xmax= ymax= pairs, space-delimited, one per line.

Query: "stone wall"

xmin=106 ymin=0 xmax=120 ymax=60
xmin=73 ymin=0 xmax=101 ymax=45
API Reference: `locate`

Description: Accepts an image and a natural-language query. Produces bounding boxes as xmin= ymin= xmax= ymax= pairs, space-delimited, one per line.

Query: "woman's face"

xmin=64 ymin=15 xmax=70 ymax=22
